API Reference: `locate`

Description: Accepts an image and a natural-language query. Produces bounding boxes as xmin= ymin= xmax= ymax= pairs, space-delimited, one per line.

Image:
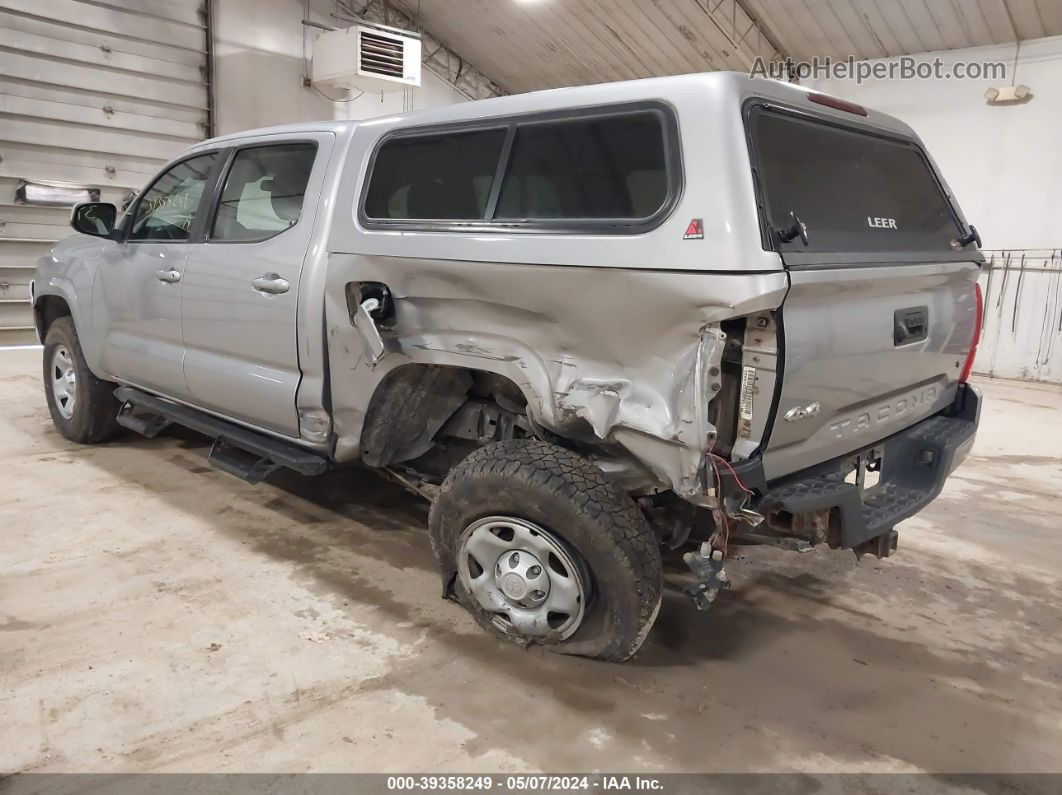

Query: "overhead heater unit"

xmin=311 ymin=23 xmax=421 ymax=93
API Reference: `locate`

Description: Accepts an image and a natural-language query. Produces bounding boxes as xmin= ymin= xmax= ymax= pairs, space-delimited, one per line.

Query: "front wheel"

xmin=42 ymin=316 xmax=120 ymax=444
xmin=429 ymin=439 xmax=662 ymax=662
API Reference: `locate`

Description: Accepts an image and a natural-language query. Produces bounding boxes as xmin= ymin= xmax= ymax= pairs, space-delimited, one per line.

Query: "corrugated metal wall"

xmin=976 ymin=250 xmax=1062 ymax=384
xmin=0 ymin=0 xmax=209 ymax=345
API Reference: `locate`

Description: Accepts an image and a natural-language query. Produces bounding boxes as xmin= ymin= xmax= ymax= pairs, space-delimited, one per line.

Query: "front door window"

xmin=129 ymin=153 xmax=218 ymax=241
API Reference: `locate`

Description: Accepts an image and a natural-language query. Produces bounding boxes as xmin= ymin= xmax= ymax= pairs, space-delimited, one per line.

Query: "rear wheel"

xmin=43 ymin=316 xmax=120 ymax=444
xmin=429 ymin=439 xmax=662 ymax=661
xmin=459 ymin=515 xmax=590 ymax=641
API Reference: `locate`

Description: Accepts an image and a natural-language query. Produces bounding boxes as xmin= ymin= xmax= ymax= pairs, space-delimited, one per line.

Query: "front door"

xmin=180 ymin=137 xmax=327 ymax=437
xmin=97 ymin=151 xmax=221 ymax=399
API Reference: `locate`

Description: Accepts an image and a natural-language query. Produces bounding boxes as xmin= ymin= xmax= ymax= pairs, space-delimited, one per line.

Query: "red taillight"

xmin=959 ymin=282 xmax=983 ymax=383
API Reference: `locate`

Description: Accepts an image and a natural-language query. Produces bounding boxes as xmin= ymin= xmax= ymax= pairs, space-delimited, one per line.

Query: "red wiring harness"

xmin=708 ymin=452 xmax=754 ymax=555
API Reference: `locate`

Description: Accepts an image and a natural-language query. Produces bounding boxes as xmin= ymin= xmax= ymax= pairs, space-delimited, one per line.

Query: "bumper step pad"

xmin=757 ymin=386 xmax=981 ymax=550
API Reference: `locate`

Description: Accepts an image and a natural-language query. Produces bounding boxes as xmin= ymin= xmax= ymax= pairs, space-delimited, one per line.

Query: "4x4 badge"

xmin=683 ymin=218 xmax=704 ymax=240
xmin=784 ymin=401 xmax=822 ymax=422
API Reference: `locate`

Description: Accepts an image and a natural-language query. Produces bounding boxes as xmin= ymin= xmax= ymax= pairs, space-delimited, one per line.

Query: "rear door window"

xmin=211 ymin=143 xmax=317 ymax=242
xmin=749 ymin=107 xmax=962 ymax=253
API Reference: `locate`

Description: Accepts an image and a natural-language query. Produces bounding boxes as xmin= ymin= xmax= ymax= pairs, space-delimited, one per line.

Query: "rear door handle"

xmin=252 ymin=273 xmax=290 ymax=295
xmin=155 ymin=267 xmax=182 ymax=284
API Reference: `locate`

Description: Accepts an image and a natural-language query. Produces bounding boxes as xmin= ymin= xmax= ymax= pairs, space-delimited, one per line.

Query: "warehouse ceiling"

xmin=747 ymin=0 xmax=1062 ymax=63
xmin=389 ymin=0 xmax=1062 ymax=94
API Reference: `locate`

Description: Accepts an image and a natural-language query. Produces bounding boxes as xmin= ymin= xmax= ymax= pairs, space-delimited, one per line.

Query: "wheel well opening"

xmin=359 ymin=364 xmax=532 ymax=478
xmin=35 ymin=296 xmax=72 ymax=340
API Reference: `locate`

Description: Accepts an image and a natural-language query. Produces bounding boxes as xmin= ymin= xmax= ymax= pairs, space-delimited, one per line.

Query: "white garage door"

xmin=0 ymin=0 xmax=209 ymax=345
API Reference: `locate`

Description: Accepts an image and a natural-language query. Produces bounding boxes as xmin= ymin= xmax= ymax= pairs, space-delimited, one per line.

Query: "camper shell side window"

xmin=358 ymin=101 xmax=683 ymax=235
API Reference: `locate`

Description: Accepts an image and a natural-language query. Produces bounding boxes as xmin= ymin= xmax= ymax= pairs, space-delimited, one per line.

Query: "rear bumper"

xmin=754 ymin=383 xmax=981 ymax=550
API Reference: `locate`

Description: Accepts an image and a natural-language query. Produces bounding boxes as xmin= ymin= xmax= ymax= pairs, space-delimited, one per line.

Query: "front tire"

xmin=43 ymin=316 xmax=120 ymax=444
xmin=429 ymin=439 xmax=662 ymax=662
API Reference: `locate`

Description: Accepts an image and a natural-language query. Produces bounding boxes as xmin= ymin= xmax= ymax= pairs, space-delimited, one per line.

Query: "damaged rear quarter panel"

xmin=326 ymin=252 xmax=787 ymax=498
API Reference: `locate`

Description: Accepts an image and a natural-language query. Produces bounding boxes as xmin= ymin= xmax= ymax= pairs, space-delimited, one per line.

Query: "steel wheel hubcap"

xmin=50 ymin=345 xmax=77 ymax=420
xmin=498 ymin=549 xmax=549 ymax=606
xmin=458 ymin=516 xmax=589 ymax=641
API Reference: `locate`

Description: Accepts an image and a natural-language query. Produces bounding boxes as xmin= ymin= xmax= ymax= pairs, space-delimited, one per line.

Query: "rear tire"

xmin=429 ymin=439 xmax=662 ymax=662
xmin=43 ymin=316 xmax=120 ymax=444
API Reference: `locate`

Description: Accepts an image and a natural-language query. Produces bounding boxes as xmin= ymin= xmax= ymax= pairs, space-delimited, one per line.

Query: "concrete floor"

xmin=2 ymin=347 xmax=1060 ymax=774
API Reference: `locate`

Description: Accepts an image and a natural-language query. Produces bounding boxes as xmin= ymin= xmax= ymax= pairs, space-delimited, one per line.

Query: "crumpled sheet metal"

xmin=324 ymin=252 xmax=787 ymax=499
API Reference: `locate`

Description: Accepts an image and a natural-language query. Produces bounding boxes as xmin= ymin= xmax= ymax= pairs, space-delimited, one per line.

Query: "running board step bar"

xmin=116 ymin=401 xmax=171 ymax=438
xmin=114 ymin=387 xmax=331 ymax=483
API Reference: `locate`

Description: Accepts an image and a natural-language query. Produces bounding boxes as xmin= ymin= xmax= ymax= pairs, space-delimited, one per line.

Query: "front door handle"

xmin=155 ymin=267 xmax=182 ymax=284
xmin=252 ymin=273 xmax=290 ymax=295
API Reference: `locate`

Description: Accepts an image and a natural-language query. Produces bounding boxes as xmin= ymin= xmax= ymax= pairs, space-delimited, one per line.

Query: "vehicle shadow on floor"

xmin=76 ymin=426 xmax=1060 ymax=773
xmin=96 ymin=425 xmax=1057 ymax=669
xmin=100 ymin=426 xmax=850 ymax=660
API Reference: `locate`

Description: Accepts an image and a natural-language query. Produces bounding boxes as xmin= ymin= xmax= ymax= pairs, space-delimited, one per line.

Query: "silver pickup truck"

xmin=33 ymin=72 xmax=983 ymax=661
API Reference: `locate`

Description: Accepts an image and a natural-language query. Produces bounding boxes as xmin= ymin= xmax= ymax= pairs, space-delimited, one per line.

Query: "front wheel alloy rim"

xmin=457 ymin=516 xmax=590 ymax=641
xmin=50 ymin=345 xmax=77 ymax=420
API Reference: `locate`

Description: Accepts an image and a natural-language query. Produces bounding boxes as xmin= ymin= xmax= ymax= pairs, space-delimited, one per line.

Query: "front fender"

xmin=33 ymin=238 xmax=104 ymax=373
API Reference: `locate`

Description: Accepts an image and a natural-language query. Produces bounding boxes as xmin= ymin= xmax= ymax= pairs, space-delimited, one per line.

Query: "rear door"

xmin=179 ymin=135 xmax=329 ymax=437
xmin=746 ymin=104 xmax=981 ymax=481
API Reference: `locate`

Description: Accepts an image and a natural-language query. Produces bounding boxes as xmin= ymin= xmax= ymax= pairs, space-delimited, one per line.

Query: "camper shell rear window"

xmin=747 ymin=104 xmax=963 ymax=255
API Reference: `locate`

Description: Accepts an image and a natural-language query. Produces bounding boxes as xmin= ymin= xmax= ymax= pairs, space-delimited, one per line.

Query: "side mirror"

xmin=71 ymin=202 xmax=117 ymax=238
